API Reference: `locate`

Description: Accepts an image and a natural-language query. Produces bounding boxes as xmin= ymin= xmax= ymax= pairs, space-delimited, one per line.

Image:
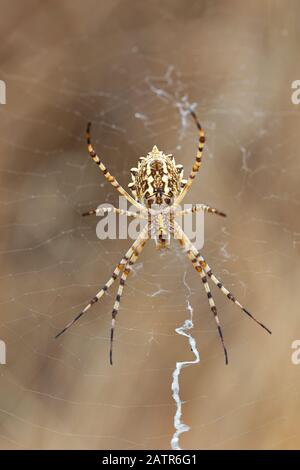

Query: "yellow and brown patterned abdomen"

xmin=128 ymin=146 xmax=186 ymax=206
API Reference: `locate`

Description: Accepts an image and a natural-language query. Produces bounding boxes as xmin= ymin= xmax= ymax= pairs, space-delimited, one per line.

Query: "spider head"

xmin=128 ymin=145 xmax=185 ymax=207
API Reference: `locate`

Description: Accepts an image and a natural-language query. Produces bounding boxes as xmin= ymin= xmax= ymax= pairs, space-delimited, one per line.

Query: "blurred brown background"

xmin=0 ymin=0 xmax=300 ymax=450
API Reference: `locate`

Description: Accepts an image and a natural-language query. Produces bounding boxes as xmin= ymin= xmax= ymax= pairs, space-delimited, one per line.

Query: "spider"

xmin=55 ymin=109 xmax=271 ymax=364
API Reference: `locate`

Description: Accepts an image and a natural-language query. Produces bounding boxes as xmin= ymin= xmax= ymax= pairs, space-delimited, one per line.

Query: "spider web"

xmin=1 ymin=0 xmax=300 ymax=450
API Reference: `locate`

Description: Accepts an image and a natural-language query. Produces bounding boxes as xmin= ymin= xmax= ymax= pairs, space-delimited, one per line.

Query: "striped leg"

xmin=199 ymin=258 xmax=271 ymax=334
xmin=199 ymin=267 xmax=228 ymax=364
xmin=82 ymin=206 xmax=147 ymax=219
xmin=175 ymin=109 xmax=205 ymax=205
xmin=174 ymin=221 xmax=271 ymax=335
xmin=109 ymin=236 xmax=148 ymax=365
xmin=175 ymin=204 xmax=227 ymax=218
xmin=177 ymin=236 xmax=228 ymax=364
xmin=86 ymin=123 xmax=145 ymax=211
xmin=55 ymin=227 xmax=149 ymax=339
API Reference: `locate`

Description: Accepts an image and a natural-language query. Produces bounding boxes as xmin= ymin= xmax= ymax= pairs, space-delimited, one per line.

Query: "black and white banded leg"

xmin=175 ymin=204 xmax=227 ymax=218
xmin=175 ymin=109 xmax=205 ymax=205
xmin=174 ymin=221 xmax=271 ymax=334
xmin=82 ymin=206 xmax=146 ymax=219
xmin=86 ymin=122 xmax=145 ymax=211
xmin=176 ymin=233 xmax=228 ymax=363
xmin=55 ymin=226 xmax=149 ymax=339
xmin=109 ymin=237 xmax=148 ymax=365
xmin=199 ymin=256 xmax=271 ymax=334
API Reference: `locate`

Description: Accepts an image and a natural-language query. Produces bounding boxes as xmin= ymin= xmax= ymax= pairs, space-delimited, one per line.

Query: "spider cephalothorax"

xmin=128 ymin=145 xmax=186 ymax=206
xmin=56 ymin=111 xmax=271 ymax=366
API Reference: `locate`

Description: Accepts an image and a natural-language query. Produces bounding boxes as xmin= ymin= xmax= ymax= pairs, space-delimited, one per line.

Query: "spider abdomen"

xmin=129 ymin=145 xmax=183 ymax=206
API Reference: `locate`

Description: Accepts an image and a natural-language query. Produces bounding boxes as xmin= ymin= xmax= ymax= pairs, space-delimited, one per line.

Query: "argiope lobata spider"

xmin=55 ymin=109 xmax=271 ymax=364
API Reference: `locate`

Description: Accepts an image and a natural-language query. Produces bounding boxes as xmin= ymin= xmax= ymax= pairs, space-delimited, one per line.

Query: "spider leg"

xmin=86 ymin=122 xmax=145 ymax=211
xmin=82 ymin=206 xmax=147 ymax=219
xmin=109 ymin=236 xmax=148 ymax=365
xmin=176 ymin=233 xmax=228 ymax=364
xmin=55 ymin=226 xmax=148 ymax=339
xmin=174 ymin=221 xmax=271 ymax=335
xmin=175 ymin=109 xmax=205 ymax=205
xmin=198 ymin=267 xmax=228 ymax=364
xmin=175 ymin=204 xmax=227 ymax=218
xmin=199 ymin=256 xmax=272 ymax=334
